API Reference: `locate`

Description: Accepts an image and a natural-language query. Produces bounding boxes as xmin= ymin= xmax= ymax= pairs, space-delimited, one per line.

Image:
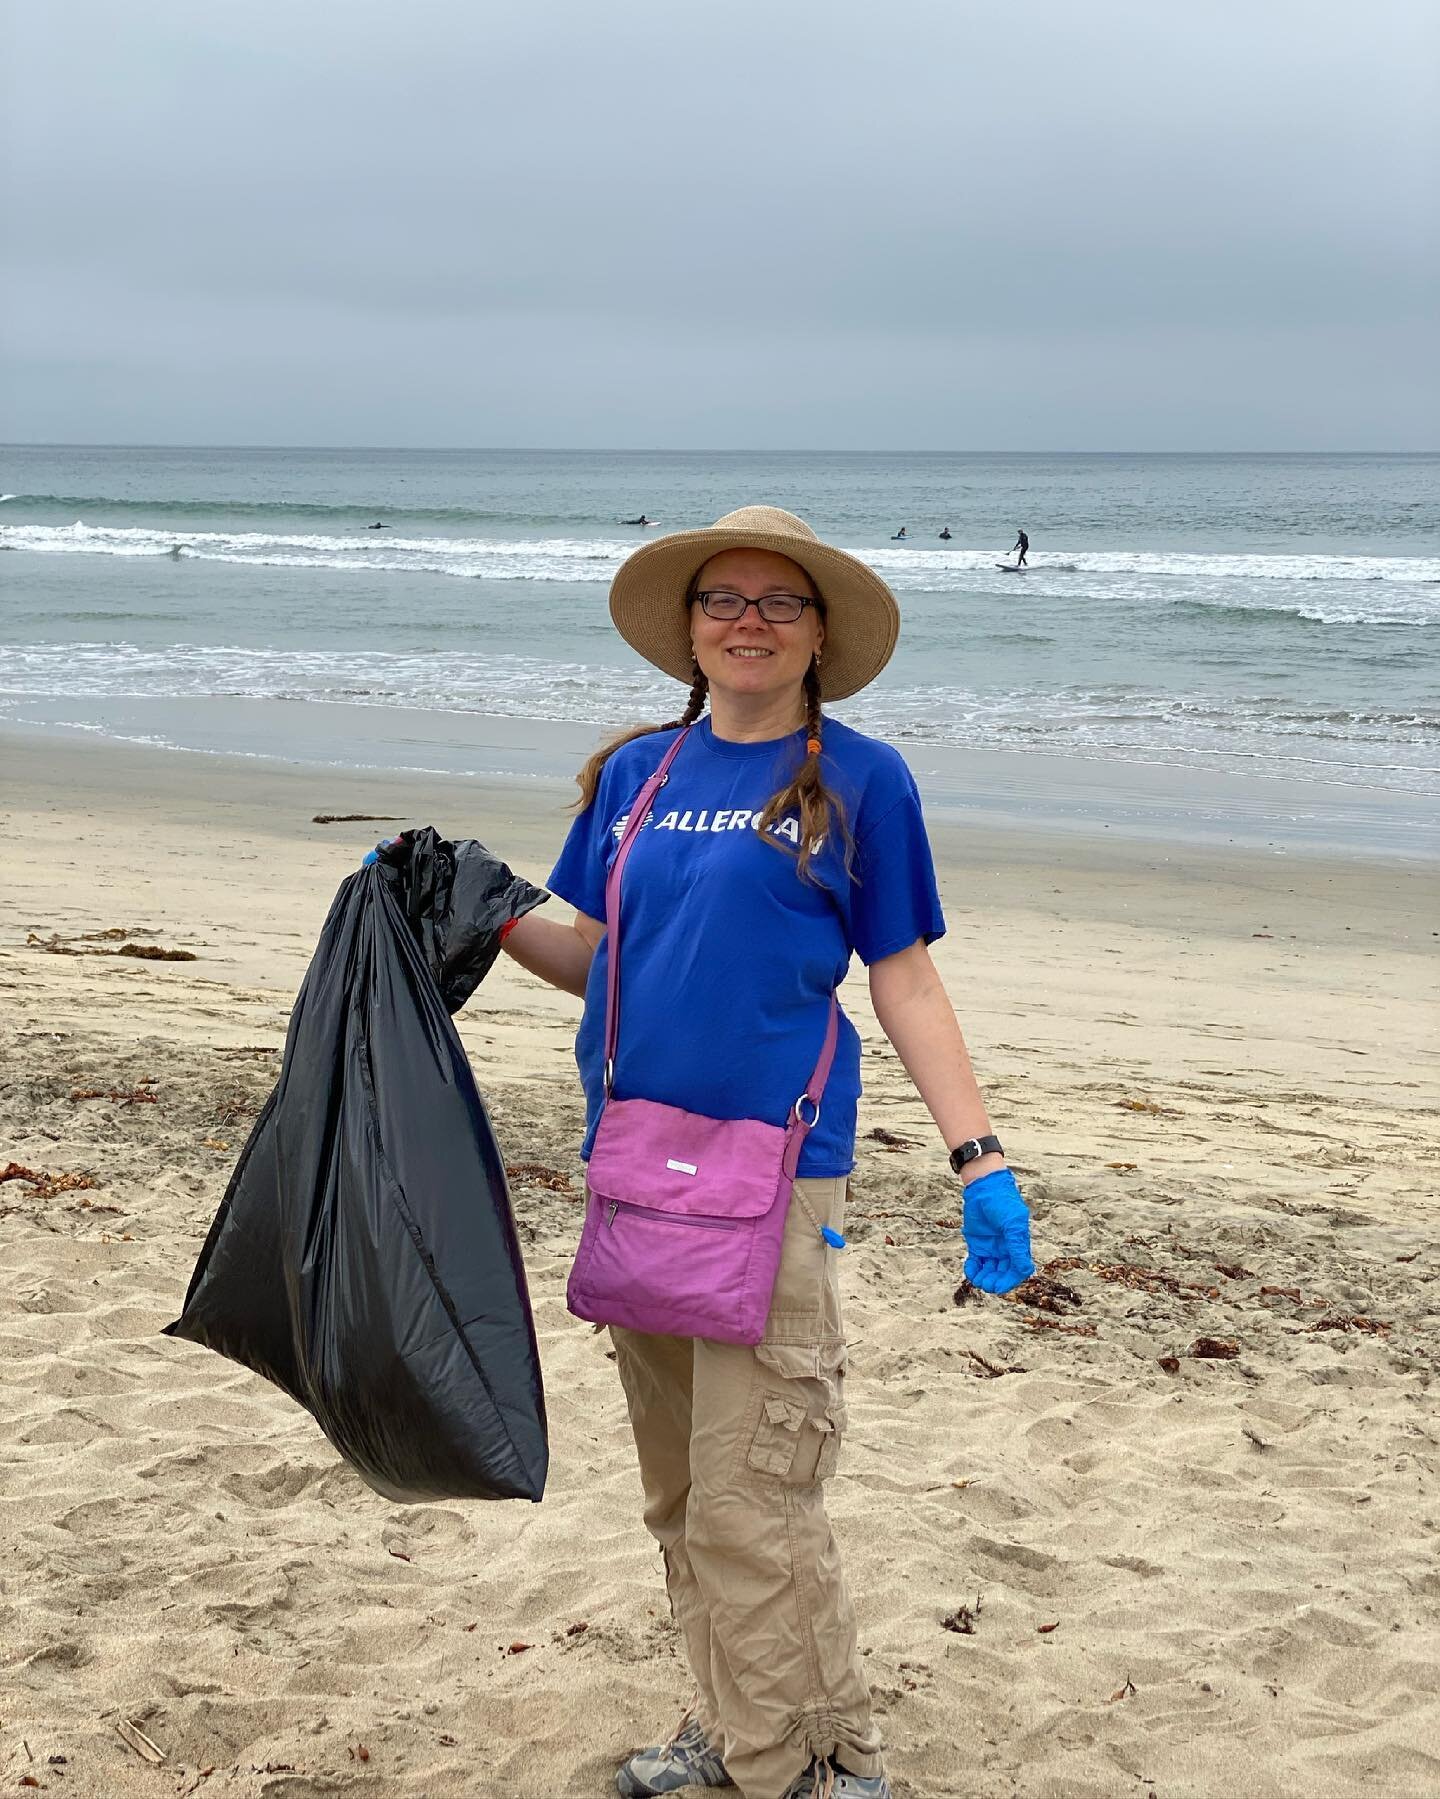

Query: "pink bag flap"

xmin=587 ymin=1097 xmax=788 ymax=1219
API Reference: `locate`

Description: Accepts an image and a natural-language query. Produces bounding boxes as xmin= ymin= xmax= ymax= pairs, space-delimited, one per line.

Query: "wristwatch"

xmin=949 ymin=1134 xmax=1005 ymax=1176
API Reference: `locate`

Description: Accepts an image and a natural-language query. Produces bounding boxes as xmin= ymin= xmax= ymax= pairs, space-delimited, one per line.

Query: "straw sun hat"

xmin=608 ymin=505 xmax=900 ymax=703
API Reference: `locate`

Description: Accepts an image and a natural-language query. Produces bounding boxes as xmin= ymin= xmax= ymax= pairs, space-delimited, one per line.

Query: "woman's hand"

xmin=959 ymin=1168 xmax=1035 ymax=1294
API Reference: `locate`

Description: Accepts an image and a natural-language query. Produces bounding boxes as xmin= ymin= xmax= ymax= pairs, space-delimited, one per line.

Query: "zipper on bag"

xmin=603 ymin=1199 xmax=739 ymax=1233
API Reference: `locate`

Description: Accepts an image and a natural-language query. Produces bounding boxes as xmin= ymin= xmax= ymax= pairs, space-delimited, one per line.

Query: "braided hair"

xmin=752 ymin=656 xmax=854 ymax=883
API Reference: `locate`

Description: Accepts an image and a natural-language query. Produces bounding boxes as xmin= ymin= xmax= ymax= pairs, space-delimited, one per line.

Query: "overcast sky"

xmin=2 ymin=0 xmax=1436 ymax=449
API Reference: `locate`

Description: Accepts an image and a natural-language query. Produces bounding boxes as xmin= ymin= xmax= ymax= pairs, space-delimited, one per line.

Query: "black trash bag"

xmin=164 ymin=830 xmax=550 ymax=1504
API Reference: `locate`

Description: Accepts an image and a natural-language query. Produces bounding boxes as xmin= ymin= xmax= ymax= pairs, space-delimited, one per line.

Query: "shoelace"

xmin=664 ymin=1694 xmax=701 ymax=1757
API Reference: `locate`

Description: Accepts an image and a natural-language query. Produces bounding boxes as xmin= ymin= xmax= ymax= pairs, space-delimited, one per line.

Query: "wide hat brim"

xmin=608 ymin=506 xmax=900 ymax=702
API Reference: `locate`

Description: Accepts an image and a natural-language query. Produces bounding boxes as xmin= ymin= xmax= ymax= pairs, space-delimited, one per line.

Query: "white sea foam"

xmin=2 ymin=641 xmax=1435 ymax=796
xmin=3 ymin=520 xmax=1438 ymax=603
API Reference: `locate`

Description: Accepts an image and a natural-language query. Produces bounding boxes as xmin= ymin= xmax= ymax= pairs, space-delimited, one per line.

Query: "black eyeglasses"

xmin=695 ymin=590 xmax=817 ymax=624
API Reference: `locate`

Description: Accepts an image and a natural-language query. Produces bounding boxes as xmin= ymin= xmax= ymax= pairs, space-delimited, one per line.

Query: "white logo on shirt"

xmin=612 ymin=807 xmax=806 ymax=847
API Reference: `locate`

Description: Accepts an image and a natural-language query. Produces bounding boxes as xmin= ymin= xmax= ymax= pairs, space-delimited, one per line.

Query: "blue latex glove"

xmin=361 ymin=837 xmax=399 ymax=867
xmin=961 ymin=1167 xmax=1036 ymax=1294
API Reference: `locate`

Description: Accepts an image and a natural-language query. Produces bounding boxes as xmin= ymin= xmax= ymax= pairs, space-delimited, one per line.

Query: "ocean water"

xmin=2 ymin=446 xmax=1437 ymax=853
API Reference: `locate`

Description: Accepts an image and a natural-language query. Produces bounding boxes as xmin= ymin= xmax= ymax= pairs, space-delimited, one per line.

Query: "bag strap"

xmin=781 ymin=994 xmax=838 ymax=1173
xmin=601 ymin=728 xmax=839 ymax=1145
xmin=603 ymin=729 xmax=691 ymax=1088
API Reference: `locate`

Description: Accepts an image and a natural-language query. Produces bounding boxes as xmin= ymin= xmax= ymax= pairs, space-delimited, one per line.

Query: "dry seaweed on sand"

xmin=311 ymin=813 xmax=405 ymax=824
xmin=1024 ymin=1316 xmax=1100 ymax=1337
xmin=1094 ymin=1260 xmax=1221 ymax=1300
xmin=866 ymin=1126 xmax=917 ymax=1150
xmin=211 ymin=1091 xmax=262 ymax=1126
xmin=1006 ymin=1271 xmax=1084 ymax=1315
xmin=1 ymin=1162 xmax=103 ymax=1201
xmin=25 ymin=929 xmax=196 ymax=962
xmin=941 ymin=1595 xmax=983 ymax=1635
xmin=505 ymin=1162 xmax=576 ymax=1193
xmin=960 ymin=1348 xmax=1027 ymax=1378
xmin=1090 ymin=1260 xmax=1221 ymax=1301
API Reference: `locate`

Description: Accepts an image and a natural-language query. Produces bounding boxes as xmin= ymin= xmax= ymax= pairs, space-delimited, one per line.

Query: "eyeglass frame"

xmin=693 ymin=589 xmax=821 ymax=624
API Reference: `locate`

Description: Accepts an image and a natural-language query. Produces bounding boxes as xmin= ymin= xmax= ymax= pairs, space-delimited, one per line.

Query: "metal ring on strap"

xmin=793 ymin=1092 xmax=821 ymax=1129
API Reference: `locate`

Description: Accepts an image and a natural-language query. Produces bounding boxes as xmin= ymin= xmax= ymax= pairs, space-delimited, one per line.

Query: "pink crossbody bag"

xmin=566 ymin=728 xmax=838 ymax=1346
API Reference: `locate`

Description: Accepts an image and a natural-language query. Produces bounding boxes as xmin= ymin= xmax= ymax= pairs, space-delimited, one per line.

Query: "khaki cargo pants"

xmin=609 ymin=1176 xmax=884 ymax=1799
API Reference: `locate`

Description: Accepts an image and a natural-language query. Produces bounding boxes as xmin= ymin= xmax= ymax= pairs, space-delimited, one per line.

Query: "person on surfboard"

xmin=1010 ymin=529 xmax=1029 ymax=567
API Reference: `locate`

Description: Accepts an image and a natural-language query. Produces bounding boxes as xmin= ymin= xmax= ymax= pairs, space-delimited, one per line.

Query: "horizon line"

xmin=3 ymin=442 xmax=1436 ymax=457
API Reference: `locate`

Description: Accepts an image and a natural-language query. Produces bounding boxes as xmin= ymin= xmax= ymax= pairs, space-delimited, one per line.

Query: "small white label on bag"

xmin=666 ymin=1159 xmax=698 ymax=1175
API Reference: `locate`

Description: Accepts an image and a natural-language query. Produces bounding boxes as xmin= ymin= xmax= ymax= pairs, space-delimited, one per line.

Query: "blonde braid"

xmin=671 ymin=664 xmax=710 ymax=731
xmin=755 ymin=657 xmax=855 ymax=883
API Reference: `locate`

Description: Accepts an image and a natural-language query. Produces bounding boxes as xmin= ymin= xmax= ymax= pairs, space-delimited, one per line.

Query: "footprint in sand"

xmin=380 ymin=1505 xmax=476 ymax=1558
xmin=221 ymin=1458 xmax=330 ymax=1511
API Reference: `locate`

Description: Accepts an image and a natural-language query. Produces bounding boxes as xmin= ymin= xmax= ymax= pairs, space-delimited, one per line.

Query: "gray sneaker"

xmin=616 ymin=1717 xmax=734 ymax=1797
xmin=781 ymin=1763 xmax=893 ymax=1799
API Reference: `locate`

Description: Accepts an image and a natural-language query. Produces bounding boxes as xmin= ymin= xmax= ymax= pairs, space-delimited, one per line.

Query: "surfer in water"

xmin=938 ymin=526 xmax=952 ymax=541
xmin=1011 ymin=528 xmax=1029 ymax=567
xmin=623 ymin=514 xmax=657 ymax=527
xmin=367 ymin=521 xmax=389 ymax=530
xmin=892 ymin=526 xmax=907 ymax=540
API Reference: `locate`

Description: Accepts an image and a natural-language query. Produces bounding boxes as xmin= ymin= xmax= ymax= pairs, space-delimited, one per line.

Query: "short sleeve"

xmin=847 ymin=777 xmax=946 ymax=966
xmin=547 ymin=788 xmax=611 ymax=923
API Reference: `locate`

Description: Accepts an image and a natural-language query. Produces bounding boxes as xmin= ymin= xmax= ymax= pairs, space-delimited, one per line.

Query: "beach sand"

xmin=2 ymin=729 xmax=1437 ymax=1799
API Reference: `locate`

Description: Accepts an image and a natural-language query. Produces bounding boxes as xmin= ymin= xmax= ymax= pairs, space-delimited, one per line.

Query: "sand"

xmin=2 ymin=728 xmax=1437 ymax=1799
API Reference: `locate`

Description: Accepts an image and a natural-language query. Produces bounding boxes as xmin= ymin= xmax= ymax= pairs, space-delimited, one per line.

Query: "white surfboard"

xmin=996 ymin=563 xmax=1027 ymax=572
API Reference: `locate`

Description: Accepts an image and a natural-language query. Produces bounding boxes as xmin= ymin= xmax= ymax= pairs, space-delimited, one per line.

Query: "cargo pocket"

xmin=744 ymin=1340 xmax=848 ymax=1486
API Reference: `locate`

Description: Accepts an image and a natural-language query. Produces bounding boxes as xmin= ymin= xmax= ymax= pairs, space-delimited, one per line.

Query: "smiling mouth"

xmin=727 ymin=647 xmax=773 ymax=658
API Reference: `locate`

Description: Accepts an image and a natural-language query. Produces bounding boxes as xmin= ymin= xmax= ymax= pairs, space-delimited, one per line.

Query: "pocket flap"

xmin=763 ymin=1396 xmax=806 ymax=1430
xmin=588 ymin=1097 xmax=788 ymax=1219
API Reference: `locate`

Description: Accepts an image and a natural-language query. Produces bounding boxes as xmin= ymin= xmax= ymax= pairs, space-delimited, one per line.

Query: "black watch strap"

xmin=949 ymin=1134 xmax=1005 ymax=1175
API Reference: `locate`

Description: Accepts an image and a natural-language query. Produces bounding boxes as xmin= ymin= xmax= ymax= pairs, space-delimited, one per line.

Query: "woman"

xmin=502 ymin=506 xmax=1035 ymax=1799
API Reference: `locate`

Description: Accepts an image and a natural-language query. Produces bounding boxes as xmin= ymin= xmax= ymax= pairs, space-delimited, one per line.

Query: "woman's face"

xmin=689 ymin=548 xmax=825 ymax=706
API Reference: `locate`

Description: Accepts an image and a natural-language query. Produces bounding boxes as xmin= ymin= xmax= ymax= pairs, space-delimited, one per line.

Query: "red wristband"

xmin=498 ymin=917 xmax=520 ymax=946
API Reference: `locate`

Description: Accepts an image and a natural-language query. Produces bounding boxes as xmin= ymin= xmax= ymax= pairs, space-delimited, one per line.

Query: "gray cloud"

xmin=3 ymin=0 xmax=1437 ymax=446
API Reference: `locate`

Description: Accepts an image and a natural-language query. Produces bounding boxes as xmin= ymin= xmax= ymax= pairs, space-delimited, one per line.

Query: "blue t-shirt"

xmin=547 ymin=715 xmax=946 ymax=1177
